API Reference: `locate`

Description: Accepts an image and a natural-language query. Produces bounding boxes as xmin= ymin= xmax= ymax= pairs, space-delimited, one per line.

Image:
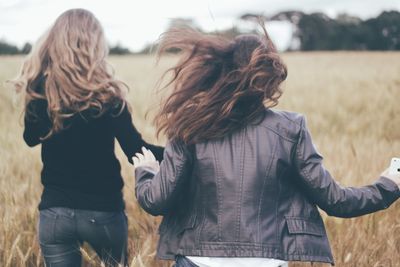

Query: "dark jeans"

xmin=39 ymin=207 xmax=128 ymax=267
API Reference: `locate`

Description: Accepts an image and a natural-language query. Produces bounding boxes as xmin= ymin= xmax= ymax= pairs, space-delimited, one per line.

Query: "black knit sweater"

xmin=24 ymin=99 xmax=164 ymax=211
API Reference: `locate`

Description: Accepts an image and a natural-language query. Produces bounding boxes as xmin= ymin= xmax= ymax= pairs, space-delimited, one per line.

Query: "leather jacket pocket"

xmin=285 ymin=216 xmax=329 ymax=254
xmin=285 ymin=216 xmax=324 ymax=236
xmin=159 ymin=212 xmax=197 ymax=235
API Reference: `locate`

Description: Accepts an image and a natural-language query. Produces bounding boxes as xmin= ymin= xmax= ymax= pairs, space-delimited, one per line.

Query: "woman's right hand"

xmin=132 ymin=147 xmax=160 ymax=172
xmin=381 ymin=168 xmax=400 ymax=188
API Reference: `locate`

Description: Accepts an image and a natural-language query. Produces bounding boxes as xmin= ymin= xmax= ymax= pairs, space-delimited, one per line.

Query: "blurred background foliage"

xmin=1 ymin=10 xmax=399 ymax=55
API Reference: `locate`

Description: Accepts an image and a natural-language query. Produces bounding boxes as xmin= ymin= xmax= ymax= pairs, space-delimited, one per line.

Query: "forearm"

xmin=23 ymin=100 xmax=49 ymax=147
xmin=23 ymin=130 xmax=41 ymax=147
xmin=303 ymin=169 xmax=400 ymax=217
xmin=23 ymin=117 xmax=47 ymax=147
xmin=134 ymin=140 xmax=191 ymax=216
xmin=135 ymin=166 xmax=167 ymax=216
xmin=294 ymin=115 xmax=400 ymax=218
xmin=115 ymin=106 xmax=164 ymax=162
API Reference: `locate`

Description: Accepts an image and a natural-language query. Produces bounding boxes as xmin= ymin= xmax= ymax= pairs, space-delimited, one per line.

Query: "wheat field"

xmin=0 ymin=52 xmax=399 ymax=267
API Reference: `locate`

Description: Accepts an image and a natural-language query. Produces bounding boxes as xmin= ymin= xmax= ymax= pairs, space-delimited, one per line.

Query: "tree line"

xmin=1 ymin=10 xmax=399 ymax=55
xmin=140 ymin=10 xmax=400 ymax=53
xmin=0 ymin=41 xmax=132 ymax=55
xmin=263 ymin=10 xmax=400 ymax=50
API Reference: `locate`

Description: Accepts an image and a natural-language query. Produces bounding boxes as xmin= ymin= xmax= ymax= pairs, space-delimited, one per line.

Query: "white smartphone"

xmin=389 ymin=157 xmax=400 ymax=175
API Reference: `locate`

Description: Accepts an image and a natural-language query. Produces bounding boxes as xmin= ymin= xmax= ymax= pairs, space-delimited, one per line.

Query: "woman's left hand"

xmin=132 ymin=147 xmax=160 ymax=172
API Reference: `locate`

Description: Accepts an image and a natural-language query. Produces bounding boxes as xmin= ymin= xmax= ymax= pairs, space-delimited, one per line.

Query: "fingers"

xmin=135 ymin=152 xmax=144 ymax=162
xmin=132 ymin=156 xmax=139 ymax=166
xmin=133 ymin=148 xmax=159 ymax=171
xmin=141 ymin=147 xmax=151 ymax=160
xmin=142 ymin=146 xmax=156 ymax=161
xmin=149 ymin=151 xmax=156 ymax=161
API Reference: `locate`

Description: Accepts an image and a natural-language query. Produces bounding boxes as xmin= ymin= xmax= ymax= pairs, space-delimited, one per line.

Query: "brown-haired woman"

xmin=11 ymin=9 xmax=163 ymax=267
xmin=133 ymin=26 xmax=400 ymax=267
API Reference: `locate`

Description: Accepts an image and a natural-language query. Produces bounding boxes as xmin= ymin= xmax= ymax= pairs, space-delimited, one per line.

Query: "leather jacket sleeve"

xmin=294 ymin=116 xmax=400 ymax=218
xmin=135 ymin=140 xmax=192 ymax=216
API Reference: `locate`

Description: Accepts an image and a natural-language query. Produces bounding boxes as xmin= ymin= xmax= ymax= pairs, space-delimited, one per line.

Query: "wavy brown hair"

xmin=11 ymin=9 xmax=128 ymax=138
xmin=155 ymin=23 xmax=287 ymax=144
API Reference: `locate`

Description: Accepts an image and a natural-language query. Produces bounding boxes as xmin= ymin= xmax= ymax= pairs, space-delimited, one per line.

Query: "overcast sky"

xmin=1 ymin=0 xmax=399 ymax=51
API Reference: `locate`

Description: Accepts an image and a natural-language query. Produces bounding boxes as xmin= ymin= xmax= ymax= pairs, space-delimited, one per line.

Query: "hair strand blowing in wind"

xmin=155 ymin=21 xmax=287 ymax=144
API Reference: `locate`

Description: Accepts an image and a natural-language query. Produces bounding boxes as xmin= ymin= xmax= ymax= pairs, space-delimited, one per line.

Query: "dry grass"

xmin=0 ymin=52 xmax=399 ymax=267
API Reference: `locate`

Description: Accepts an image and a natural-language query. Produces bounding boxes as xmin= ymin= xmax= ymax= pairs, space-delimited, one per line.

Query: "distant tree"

xmin=137 ymin=43 xmax=158 ymax=54
xmin=167 ymin=18 xmax=201 ymax=31
xmin=297 ymin=12 xmax=366 ymax=50
xmin=268 ymin=10 xmax=400 ymax=51
xmin=109 ymin=43 xmax=131 ymax=55
xmin=332 ymin=13 xmax=366 ymax=50
xmin=0 ymin=40 xmax=19 ymax=54
xmin=336 ymin=13 xmax=362 ymax=25
xmin=21 ymin=42 xmax=32 ymax=54
xmin=267 ymin=11 xmax=305 ymax=51
xmin=297 ymin=13 xmax=337 ymax=50
xmin=269 ymin=10 xmax=305 ymax=24
xmin=363 ymin=11 xmax=400 ymax=50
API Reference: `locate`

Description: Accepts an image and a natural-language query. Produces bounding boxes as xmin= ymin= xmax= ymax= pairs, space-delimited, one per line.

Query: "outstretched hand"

xmin=132 ymin=147 xmax=160 ymax=172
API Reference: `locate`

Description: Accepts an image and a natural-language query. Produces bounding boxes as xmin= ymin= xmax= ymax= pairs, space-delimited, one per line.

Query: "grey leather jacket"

xmin=135 ymin=109 xmax=400 ymax=265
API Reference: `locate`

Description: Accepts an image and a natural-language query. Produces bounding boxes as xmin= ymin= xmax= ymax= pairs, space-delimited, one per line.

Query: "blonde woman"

xmin=12 ymin=9 xmax=163 ymax=266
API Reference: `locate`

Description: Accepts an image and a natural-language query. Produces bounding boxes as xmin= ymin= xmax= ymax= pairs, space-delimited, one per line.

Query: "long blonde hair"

xmin=11 ymin=8 xmax=128 ymax=137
